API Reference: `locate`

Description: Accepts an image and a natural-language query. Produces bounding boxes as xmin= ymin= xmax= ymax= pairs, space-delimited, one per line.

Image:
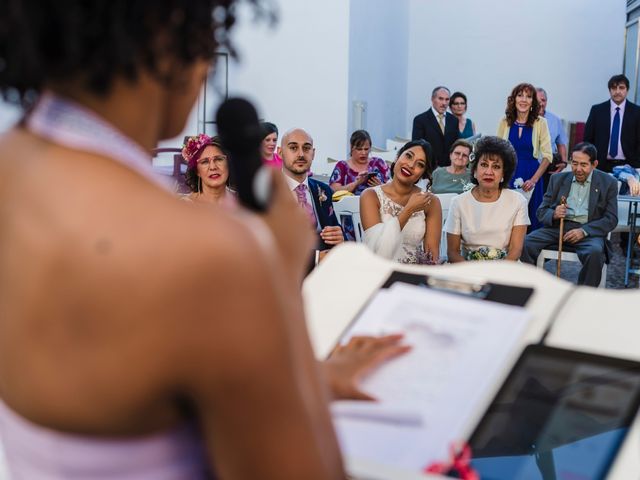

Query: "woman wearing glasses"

xmin=449 ymin=91 xmax=476 ymax=138
xmin=329 ymin=129 xmax=390 ymax=196
xmin=181 ymin=134 xmax=236 ymax=206
xmin=431 ymin=139 xmax=473 ymax=194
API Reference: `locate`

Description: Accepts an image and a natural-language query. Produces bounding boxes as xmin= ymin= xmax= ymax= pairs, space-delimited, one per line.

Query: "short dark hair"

xmin=450 ymin=91 xmax=468 ymax=107
xmin=608 ymin=74 xmax=630 ymax=90
xmin=390 ymin=139 xmax=433 ymax=185
xmin=349 ymin=129 xmax=372 ymax=149
xmin=571 ymin=142 xmax=598 ymax=163
xmin=261 ymin=122 xmax=278 ymax=140
xmin=469 ymin=136 xmax=517 ymax=189
xmin=505 ymin=83 xmax=540 ymax=127
xmin=0 ymin=0 xmax=272 ymax=106
xmin=185 ymin=135 xmax=233 ymax=192
xmin=449 ymin=139 xmax=472 ymax=155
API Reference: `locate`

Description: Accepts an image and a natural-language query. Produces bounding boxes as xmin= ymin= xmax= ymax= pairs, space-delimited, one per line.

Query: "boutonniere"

xmin=317 ymin=186 xmax=328 ymax=204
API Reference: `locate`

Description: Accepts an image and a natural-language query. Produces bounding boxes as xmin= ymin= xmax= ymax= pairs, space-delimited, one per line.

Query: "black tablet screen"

xmin=468 ymin=345 xmax=640 ymax=480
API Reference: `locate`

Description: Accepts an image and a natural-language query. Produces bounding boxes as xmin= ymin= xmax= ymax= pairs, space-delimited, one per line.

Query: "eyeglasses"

xmin=451 ymin=102 xmax=466 ymax=106
xmin=197 ymin=155 xmax=227 ymax=167
xmin=452 ymin=151 xmax=470 ymax=159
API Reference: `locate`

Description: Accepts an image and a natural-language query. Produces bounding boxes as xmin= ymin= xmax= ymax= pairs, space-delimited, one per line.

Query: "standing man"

xmin=584 ymin=74 xmax=640 ymax=172
xmin=280 ymin=128 xmax=345 ymax=264
xmin=521 ymin=142 xmax=618 ymax=287
xmin=537 ymin=87 xmax=568 ymax=186
xmin=412 ymin=86 xmax=459 ymax=169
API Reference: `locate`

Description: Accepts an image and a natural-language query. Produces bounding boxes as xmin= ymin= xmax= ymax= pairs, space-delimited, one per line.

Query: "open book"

xmin=303 ymin=244 xmax=640 ymax=480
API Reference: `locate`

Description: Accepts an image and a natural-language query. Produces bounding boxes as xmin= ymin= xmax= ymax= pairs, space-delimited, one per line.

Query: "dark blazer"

xmin=308 ymin=177 xmax=344 ymax=250
xmin=411 ymin=109 xmax=459 ymax=169
xmin=584 ymin=100 xmax=640 ymax=172
xmin=536 ymin=169 xmax=618 ymax=238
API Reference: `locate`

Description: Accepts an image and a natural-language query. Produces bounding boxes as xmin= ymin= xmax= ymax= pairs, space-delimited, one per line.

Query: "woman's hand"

xmin=320 ymin=226 xmax=344 ymax=246
xmin=323 ymin=334 xmax=411 ymax=401
xmin=522 ymin=179 xmax=536 ymax=192
xmin=367 ymin=175 xmax=382 ymax=187
xmin=405 ymin=191 xmax=433 ymax=214
xmin=355 ymin=172 xmax=369 ymax=186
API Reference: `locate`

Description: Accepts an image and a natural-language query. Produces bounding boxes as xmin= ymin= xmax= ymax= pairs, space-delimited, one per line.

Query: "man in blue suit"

xmin=521 ymin=142 xmax=618 ymax=287
xmin=280 ymin=128 xmax=344 ymax=264
xmin=584 ymin=74 xmax=640 ymax=173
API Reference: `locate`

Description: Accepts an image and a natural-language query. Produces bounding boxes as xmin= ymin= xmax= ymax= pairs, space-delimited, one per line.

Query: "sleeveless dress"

xmin=365 ymin=185 xmax=430 ymax=264
xmin=460 ymin=118 xmax=474 ymax=138
xmin=2 ymin=92 xmax=213 ymax=479
xmin=508 ymin=123 xmax=543 ymax=230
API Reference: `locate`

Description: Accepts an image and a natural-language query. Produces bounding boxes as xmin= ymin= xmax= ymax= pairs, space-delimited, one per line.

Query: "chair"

xmin=333 ymin=196 xmax=364 ymax=242
xmin=434 ymin=193 xmax=458 ymax=260
xmin=535 ymin=233 xmax=610 ymax=288
xmin=152 ymin=147 xmax=188 ymax=193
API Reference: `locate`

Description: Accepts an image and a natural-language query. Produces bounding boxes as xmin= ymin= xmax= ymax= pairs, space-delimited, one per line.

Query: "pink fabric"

xmin=262 ymin=152 xmax=283 ymax=169
xmin=0 ymin=399 xmax=210 ymax=479
xmin=294 ymin=184 xmax=317 ymax=226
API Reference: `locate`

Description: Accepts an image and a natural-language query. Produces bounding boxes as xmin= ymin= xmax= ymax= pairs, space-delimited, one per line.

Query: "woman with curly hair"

xmin=181 ymin=133 xmax=236 ymax=205
xmin=497 ymin=82 xmax=553 ymax=230
xmin=0 ymin=1 xmax=350 ymax=478
xmin=445 ymin=136 xmax=530 ymax=262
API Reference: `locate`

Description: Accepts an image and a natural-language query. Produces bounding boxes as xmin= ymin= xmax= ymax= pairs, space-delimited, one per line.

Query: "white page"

xmin=333 ymin=283 xmax=530 ymax=471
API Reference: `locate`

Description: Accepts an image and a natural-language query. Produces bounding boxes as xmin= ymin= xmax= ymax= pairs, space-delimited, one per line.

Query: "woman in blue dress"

xmin=497 ymin=83 xmax=552 ymax=230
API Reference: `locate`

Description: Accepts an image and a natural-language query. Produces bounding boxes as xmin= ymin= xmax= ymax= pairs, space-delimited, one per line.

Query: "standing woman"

xmin=497 ymin=82 xmax=552 ymax=230
xmin=329 ymin=129 xmax=390 ymax=195
xmin=182 ymin=134 xmax=236 ymax=206
xmin=0 ymin=1 xmax=345 ymax=479
xmin=360 ymin=140 xmax=442 ymax=264
xmin=260 ymin=122 xmax=282 ymax=168
xmin=449 ymin=91 xmax=476 ymax=138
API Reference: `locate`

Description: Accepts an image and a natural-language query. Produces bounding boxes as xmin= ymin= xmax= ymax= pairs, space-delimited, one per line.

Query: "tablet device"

xmin=468 ymin=344 xmax=640 ymax=480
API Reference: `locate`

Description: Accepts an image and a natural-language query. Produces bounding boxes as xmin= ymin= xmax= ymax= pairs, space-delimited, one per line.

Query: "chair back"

xmin=333 ymin=196 xmax=364 ymax=242
xmin=152 ymin=147 xmax=189 ymax=193
xmin=434 ymin=193 xmax=458 ymax=260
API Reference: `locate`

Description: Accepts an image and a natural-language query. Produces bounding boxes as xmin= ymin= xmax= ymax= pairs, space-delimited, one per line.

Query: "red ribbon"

xmin=424 ymin=443 xmax=479 ymax=480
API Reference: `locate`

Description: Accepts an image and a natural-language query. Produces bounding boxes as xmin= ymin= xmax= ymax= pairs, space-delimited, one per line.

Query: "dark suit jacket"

xmin=536 ymin=169 xmax=618 ymax=238
xmin=308 ymin=177 xmax=344 ymax=250
xmin=584 ymin=100 xmax=640 ymax=172
xmin=411 ymin=109 xmax=459 ymax=169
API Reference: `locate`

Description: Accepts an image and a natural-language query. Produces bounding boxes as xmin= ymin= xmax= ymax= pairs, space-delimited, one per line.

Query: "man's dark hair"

xmin=608 ymin=74 xmax=630 ymax=90
xmin=349 ymin=129 xmax=372 ymax=149
xmin=571 ymin=142 xmax=598 ymax=164
xmin=469 ymin=135 xmax=517 ymax=189
xmin=0 ymin=0 xmax=273 ymax=106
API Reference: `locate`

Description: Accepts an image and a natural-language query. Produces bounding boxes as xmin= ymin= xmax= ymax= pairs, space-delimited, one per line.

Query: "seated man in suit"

xmin=584 ymin=74 xmax=640 ymax=173
xmin=521 ymin=142 xmax=618 ymax=287
xmin=280 ymin=128 xmax=345 ymax=264
xmin=412 ymin=86 xmax=459 ymax=169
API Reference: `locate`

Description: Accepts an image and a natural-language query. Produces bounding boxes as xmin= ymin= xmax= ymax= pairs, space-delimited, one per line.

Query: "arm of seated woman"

xmin=424 ymin=195 xmax=442 ymax=263
xmin=506 ymin=224 xmax=528 ymax=261
xmin=446 ymin=233 xmax=465 ymax=263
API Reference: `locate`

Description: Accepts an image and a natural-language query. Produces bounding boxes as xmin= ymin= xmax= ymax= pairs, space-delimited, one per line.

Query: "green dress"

xmin=431 ymin=167 xmax=471 ymax=194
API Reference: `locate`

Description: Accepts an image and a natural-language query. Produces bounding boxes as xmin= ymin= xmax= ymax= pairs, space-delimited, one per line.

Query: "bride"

xmin=360 ymin=139 xmax=442 ymax=264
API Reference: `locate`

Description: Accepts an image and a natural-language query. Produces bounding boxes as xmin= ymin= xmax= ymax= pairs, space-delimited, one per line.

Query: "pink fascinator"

xmin=182 ymin=134 xmax=213 ymax=168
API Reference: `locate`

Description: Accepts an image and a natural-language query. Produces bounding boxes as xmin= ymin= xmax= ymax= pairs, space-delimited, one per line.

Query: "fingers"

xmin=320 ymin=226 xmax=344 ymax=245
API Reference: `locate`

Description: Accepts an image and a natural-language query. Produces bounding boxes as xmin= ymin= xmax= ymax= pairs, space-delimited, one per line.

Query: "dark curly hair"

xmin=0 ymin=0 xmax=274 ymax=106
xmin=390 ymin=139 xmax=433 ymax=185
xmin=505 ymin=83 xmax=539 ymax=127
xmin=469 ymin=136 xmax=517 ymax=189
xmin=184 ymin=136 xmax=233 ymax=192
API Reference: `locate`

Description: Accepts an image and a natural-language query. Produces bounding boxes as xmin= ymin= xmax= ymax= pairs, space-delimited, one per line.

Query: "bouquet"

xmin=465 ymin=246 xmax=507 ymax=261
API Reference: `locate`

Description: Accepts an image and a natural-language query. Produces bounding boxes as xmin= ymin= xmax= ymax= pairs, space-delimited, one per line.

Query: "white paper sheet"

xmin=333 ymin=283 xmax=530 ymax=471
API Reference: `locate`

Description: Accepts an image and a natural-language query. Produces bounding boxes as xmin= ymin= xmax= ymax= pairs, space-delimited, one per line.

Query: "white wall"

xmin=348 ymin=0 xmax=409 ymax=151
xmin=226 ymin=0 xmax=351 ymax=174
xmin=406 ymin=0 xmax=626 ymax=137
